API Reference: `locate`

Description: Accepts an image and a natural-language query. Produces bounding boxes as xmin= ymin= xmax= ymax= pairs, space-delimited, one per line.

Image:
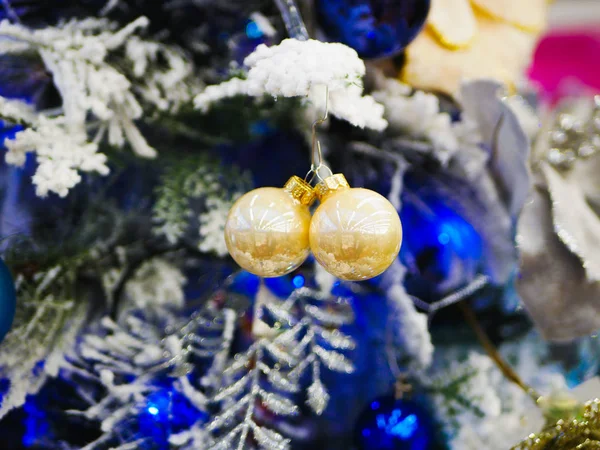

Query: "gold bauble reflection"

xmin=310 ymin=187 xmax=402 ymax=281
xmin=224 ymin=187 xmax=312 ymax=277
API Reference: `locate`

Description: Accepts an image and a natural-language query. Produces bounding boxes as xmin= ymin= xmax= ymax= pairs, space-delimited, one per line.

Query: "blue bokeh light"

xmin=292 ymin=274 xmax=305 ymax=288
xmin=245 ymin=21 xmax=263 ymax=40
xmin=23 ymin=395 xmax=51 ymax=448
xmin=355 ymin=396 xmax=432 ymax=450
xmin=377 ymin=410 xmax=418 ymax=439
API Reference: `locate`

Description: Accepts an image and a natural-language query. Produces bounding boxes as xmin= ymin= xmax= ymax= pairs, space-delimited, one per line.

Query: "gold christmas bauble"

xmin=309 ymin=174 xmax=402 ymax=281
xmin=224 ymin=176 xmax=316 ymax=277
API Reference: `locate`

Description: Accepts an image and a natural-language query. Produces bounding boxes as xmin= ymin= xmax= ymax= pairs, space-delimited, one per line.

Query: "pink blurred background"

xmin=529 ymin=1 xmax=600 ymax=103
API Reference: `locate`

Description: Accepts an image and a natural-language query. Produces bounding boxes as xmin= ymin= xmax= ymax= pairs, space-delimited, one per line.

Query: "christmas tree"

xmin=0 ymin=1 xmax=599 ymax=449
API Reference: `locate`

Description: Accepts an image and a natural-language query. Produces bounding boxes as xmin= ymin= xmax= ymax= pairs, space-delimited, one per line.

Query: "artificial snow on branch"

xmin=194 ymin=39 xmax=387 ymax=131
xmin=0 ymin=16 xmax=197 ymax=197
xmin=424 ymin=335 xmax=567 ymax=450
xmin=0 ymin=266 xmax=84 ymax=420
xmin=372 ymin=77 xmax=482 ymax=166
xmin=153 ymin=157 xmax=251 ymax=256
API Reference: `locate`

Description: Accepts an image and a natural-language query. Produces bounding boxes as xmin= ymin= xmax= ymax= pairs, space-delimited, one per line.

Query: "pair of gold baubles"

xmin=224 ymin=172 xmax=403 ymax=281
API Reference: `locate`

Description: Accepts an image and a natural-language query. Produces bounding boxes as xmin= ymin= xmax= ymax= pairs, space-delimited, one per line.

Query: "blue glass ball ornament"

xmin=355 ymin=395 xmax=433 ymax=450
xmin=400 ymin=191 xmax=483 ymax=299
xmin=0 ymin=257 xmax=16 ymax=343
xmin=315 ymin=0 xmax=431 ymax=59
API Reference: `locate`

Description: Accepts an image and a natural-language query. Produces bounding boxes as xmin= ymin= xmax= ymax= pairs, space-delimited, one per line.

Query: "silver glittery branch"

xmin=263 ymin=287 xmax=356 ymax=415
xmin=208 ymin=333 xmax=301 ymax=450
xmin=206 ymin=283 xmax=356 ymax=449
xmin=61 ymin=303 xmax=236 ymax=449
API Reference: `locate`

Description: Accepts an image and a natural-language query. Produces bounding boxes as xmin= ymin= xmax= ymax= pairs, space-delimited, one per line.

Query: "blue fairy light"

xmin=292 ymin=274 xmax=305 ymax=289
xmin=355 ymin=395 xmax=433 ymax=450
xmin=245 ymin=21 xmax=263 ymax=40
xmin=136 ymin=385 xmax=208 ymax=449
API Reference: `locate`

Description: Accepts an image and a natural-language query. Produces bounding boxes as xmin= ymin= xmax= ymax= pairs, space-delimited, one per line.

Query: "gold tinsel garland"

xmin=512 ymin=399 xmax=600 ymax=450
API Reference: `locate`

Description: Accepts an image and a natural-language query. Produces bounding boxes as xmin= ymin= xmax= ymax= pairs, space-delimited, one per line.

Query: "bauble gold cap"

xmin=314 ymin=174 xmax=350 ymax=201
xmin=283 ymin=176 xmax=317 ymax=206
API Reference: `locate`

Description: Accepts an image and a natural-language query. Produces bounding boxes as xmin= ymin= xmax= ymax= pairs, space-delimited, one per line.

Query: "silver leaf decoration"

xmin=306 ymin=378 xmax=329 ymax=415
xmin=517 ymin=97 xmax=600 ymax=341
xmin=517 ymin=186 xmax=600 ymax=340
xmin=207 ymin=425 xmax=242 ymax=450
xmin=223 ymin=351 xmax=252 ymax=376
xmin=305 ymin=304 xmax=354 ymax=326
xmin=264 ymin=302 xmax=296 ymax=326
xmin=542 ymin=162 xmax=600 ymax=281
xmin=207 ymin=398 xmax=249 ymax=431
xmin=264 ymin=342 xmax=298 ymax=366
xmin=314 ymin=345 xmax=355 ymax=373
xmin=445 ymin=80 xmax=530 ymax=284
xmin=251 ymin=422 xmax=291 ymax=450
xmin=262 ymin=363 xmax=300 ymax=393
xmin=213 ymin=374 xmax=250 ymax=402
xmin=314 ymin=325 xmax=356 ymax=350
xmin=460 ymin=80 xmax=530 ymax=218
xmin=258 ymin=389 xmax=299 ymax=416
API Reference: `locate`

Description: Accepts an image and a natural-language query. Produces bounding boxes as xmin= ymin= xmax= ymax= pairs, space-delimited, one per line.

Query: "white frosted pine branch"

xmin=194 ymin=39 xmax=387 ymax=131
xmin=0 ymin=277 xmax=79 ymax=419
xmin=0 ymin=17 xmax=196 ymax=197
xmin=384 ymin=261 xmax=434 ymax=371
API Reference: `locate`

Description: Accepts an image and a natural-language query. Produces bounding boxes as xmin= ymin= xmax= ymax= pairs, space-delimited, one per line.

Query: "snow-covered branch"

xmin=195 ymin=39 xmax=387 ymax=131
xmin=0 ymin=17 xmax=197 ymax=197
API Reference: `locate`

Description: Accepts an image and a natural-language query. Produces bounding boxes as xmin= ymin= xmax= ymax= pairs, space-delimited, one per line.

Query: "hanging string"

xmin=305 ymin=86 xmax=333 ymax=184
xmin=273 ymin=0 xmax=334 ymax=185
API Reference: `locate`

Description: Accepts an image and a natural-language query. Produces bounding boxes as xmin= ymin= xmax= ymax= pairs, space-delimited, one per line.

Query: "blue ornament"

xmin=400 ymin=188 xmax=483 ymax=299
xmin=0 ymin=258 xmax=16 ymax=343
xmin=316 ymin=0 xmax=430 ymax=59
xmin=355 ymin=395 xmax=433 ymax=450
